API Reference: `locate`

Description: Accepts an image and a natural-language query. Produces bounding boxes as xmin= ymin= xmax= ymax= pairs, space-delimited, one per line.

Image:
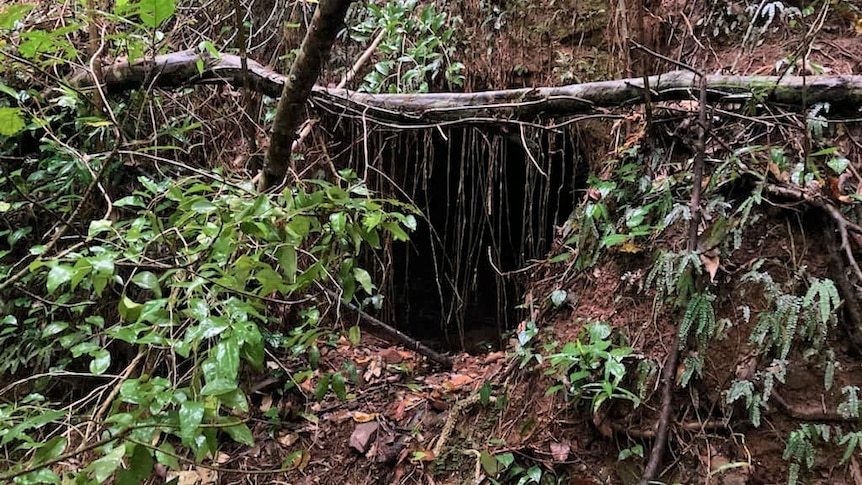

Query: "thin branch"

xmin=325 ymin=289 xmax=454 ymax=369
xmin=70 ymin=50 xmax=862 ymax=126
xmin=640 ymin=66 xmax=709 ymax=485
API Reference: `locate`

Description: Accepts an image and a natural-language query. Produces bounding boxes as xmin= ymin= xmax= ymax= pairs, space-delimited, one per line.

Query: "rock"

xmin=349 ymin=421 xmax=379 ymax=454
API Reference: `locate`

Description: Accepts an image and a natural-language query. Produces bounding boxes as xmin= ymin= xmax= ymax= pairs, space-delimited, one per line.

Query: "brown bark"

xmin=260 ymin=0 xmax=353 ymax=189
xmin=74 ymin=51 xmax=862 ymax=125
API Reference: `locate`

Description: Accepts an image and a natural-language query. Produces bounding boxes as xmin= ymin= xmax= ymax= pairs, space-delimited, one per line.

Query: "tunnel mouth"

xmin=346 ymin=125 xmax=588 ymax=353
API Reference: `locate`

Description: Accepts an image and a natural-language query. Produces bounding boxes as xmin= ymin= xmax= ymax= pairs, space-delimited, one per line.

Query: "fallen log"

xmin=72 ymin=50 xmax=862 ymax=125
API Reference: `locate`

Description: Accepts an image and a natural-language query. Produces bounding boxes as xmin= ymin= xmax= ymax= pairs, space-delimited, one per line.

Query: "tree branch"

xmin=72 ymin=50 xmax=862 ymax=127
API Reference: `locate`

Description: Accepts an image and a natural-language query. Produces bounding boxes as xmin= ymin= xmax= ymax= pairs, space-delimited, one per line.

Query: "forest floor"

xmin=5 ymin=0 xmax=862 ymax=483
xmin=205 ymin=2 xmax=862 ymax=485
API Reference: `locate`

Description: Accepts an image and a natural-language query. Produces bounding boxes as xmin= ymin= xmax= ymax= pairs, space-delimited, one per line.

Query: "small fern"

xmin=838 ymin=386 xmax=860 ymax=419
xmin=645 ymin=250 xmax=701 ymax=305
xmin=678 ymin=354 xmax=703 ymax=388
xmin=743 ymin=267 xmax=839 ymax=359
xmin=783 ymin=424 xmax=833 ymax=485
xmin=839 ymin=431 xmax=862 ymax=464
xmin=802 ymin=277 xmax=839 ymax=348
xmin=759 ymin=359 xmax=786 ymax=402
xmin=726 ymin=379 xmax=763 ymax=426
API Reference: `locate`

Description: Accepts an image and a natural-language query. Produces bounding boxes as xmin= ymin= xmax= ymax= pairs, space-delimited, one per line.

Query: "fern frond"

xmin=838 ymin=386 xmax=860 ymax=419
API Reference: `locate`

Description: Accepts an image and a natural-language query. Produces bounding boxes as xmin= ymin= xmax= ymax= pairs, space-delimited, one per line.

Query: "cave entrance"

xmin=379 ymin=126 xmax=587 ymax=352
xmin=343 ymin=125 xmax=587 ymax=352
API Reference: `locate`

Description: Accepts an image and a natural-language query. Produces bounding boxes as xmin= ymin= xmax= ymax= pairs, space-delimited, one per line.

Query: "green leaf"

xmin=16 ymin=468 xmax=60 ymax=484
xmin=88 ymin=219 xmax=113 ymax=237
xmin=495 ymin=452 xmax=514 ymax=468
xmin=138 ymin=0 xmax=175 ymax=28
xmin=131 ymin=271 xmax=162 ymax=298
xmin=348 ymin=325 xmax=361 ymax=346
xmin=827 ymin=156 xmax=850 ymax=174
xmin=218 ymin=389 xmax=249 ymax=413
xmin=88 ymin=444 xmax=126 ymax=482
xmin=41 ymin=321 xmax=68 ymax=338
xmin=90 ymin=349 xmax=111 ymax=376
xmin=0 ymin=4 xmax=34 ymax=29
xmin=550 ymin=289 xmax=566 ymax=308
xmin=178 ymin=401 xmax=204 ymax=444
xmin=46 ymin=264 xmax=74 ymax=293
xmin=331 ymin=372 xmax=347 ymax=400
xmin=0 ymin=107 xmax=25 ymax=136
xmin=314 ymin=374 xmax=331 ymax=401
xmin=118 ymin=443 xmax=155 ymax=485
xmin=308 ymin=344 xmax=320 ymax=369
xmin=200 ymin=378 xmax=236 ymax=396
xmin=353 ymin=267 xmax=374 ymax=294
xmin=33 ymin=436 xmax=67 ymax=464
xmin=255 ymin=265 xmax=284 ymax=295
xmin=214 ymin=336 xmax=240 ymax=381
xmin=601 ymin=233 xmax=630 ymax=248
xmin=190 ymin=198 xmax=216 ymax=214
xmin=89 ymin=349 xmax=111 ymax=375
xmin=114 ymin=195 xmax=145 ymax=207
xmin=278 ymin=245 xmax=297 ymax=283
xmin=221 ymin=419 xmax=254 ymax=445
xmin=156 ymin=442 xmax=180 ymax=470
xmin=480 ymin=451 xmax=499 ymax=477
xmin=119 ymin=296 xmax=143 ymax=323
xmin=329 ymin=212 xmax=347 ymax=234
xmin=383 ymin=222 xmax=409 ymax=241
xmin=548 ymin=252 xmax=571 ymax=263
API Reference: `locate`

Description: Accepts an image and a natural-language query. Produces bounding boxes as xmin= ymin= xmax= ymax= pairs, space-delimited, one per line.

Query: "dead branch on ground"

xmin=71 ymin=50 xmax=862 ymax=127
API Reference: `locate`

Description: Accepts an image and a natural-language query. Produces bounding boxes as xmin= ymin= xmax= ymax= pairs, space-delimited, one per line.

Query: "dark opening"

xmin=384 ymin=127 xmax=588 ymax=352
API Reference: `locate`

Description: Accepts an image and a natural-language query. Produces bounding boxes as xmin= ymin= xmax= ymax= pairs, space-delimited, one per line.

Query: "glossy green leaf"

xmin=88 ymin=219 xmax=113 ymax=237
xmin=89 ymin=349 xmax=111 ymax=375
xmin=353 ymin=267 xmax=374 ymax=294
xmin=178 ymin=401 xmax=204 ymax=444
xmin=88 ymin=444 xmax=126 ymax=482
xmin=15 ymin=468 xmax=60 ymax=484
xmin=200 ymin=378 xmax=236 ymax=396
xmin=329 ymin=212 xmax=347 ymax=234
xmin=33 ymin=436 xmax=67 ymax=464
xmin=118 ymin=296 xmax=143 ymax=323
xmin=550 ymin=289 xmax=566 ymax=307
xmin=601 ymin=233 xmax=629 ymax=248
xmin=221 ymin=419 xmax=254 ymax=445
xmin=46 ymin=264 xmax=74 ymax=293
xmin=828 ymin=156 xmax=850 ymax=175
xmin=331 ymin=372 xmax=346 ymax=400
xmin=131 ymin=271 xmax=162 ymax=298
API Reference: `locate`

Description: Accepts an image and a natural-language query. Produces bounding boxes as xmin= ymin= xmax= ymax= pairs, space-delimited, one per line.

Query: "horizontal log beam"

xmin=72 ymin=50 xmax=862 ymax=125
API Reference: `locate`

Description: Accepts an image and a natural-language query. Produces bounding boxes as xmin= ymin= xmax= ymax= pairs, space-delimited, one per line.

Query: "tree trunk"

xmin=259 ymin=0 xmax=353 ymax=190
